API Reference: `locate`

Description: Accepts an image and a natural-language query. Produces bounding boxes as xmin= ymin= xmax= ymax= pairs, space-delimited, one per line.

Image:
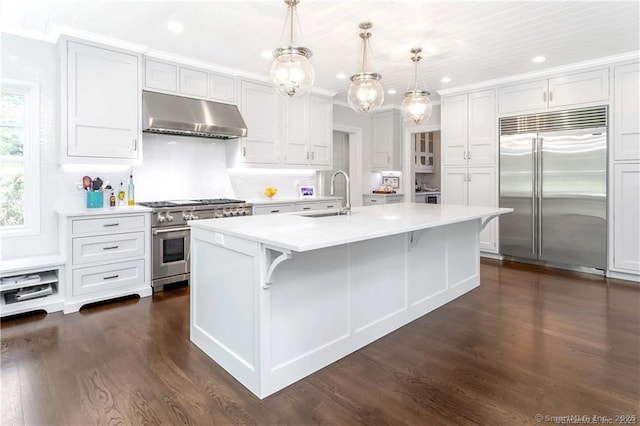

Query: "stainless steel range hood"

xmin=142 ymin=90 xmax=247 ymax=139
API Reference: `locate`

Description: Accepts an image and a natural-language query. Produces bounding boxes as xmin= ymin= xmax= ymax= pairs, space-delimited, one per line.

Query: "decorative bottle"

xmin=127 ymin=173 xmax=135 ymax=206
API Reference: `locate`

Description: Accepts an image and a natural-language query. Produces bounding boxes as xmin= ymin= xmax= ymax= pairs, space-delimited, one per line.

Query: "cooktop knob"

xmin=166 ymin=214 xmax=174 ymax=222
xmin=157 ymin=214 xmax=166 ymax=223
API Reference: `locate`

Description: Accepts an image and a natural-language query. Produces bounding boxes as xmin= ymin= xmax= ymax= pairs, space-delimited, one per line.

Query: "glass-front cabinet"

xmin=413 ymin=131 xmax=436 ymax=172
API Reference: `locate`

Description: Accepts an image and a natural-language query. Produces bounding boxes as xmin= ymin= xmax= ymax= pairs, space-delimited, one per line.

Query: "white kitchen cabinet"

xmin=442 ymin=89 xmax=496 ymax=167
xmin=0 ymin=255 xmax=65 ymax=317
xmin=614 ymin=63 xmax=640 ymax=161
xmin=363 ymin=194 xmax=404 ymax=205
xmin=294 ymin=199 xmax=341 ymax=212
xmin=145 ymin=59 xmax=177 ymax=92
xmin=442 ymin=166 xmax=497 ymax=253
xmin=253 ymin=203 xmax=295 ymax=215
xmin=62 ymin=39 xmax=141 ymax=163
xmin=179 ymin=67 xmax=208 ymax=97
xmin=238 ymin=79 xmax=282 ymax=165
xmin=143 ymin=58 xmax=236 ymax=104
xmin=413 ymin=131 xmax=436 ymax=172
xmin=498 ymin=68 xmax=609 ymax=114
xmin=309 ymin=95 xmax=332 ymax=167
xmin=283 ymin=94 xmax=332 ymax=168
xmin=58 ymin=210 xmax=152 ymax=314
xmin=372 ymin=110 xmax=402 ymax=170
xmin=612 ymin=163 xmax=640 ymax=274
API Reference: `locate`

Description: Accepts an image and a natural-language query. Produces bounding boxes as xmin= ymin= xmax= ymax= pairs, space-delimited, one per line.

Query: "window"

xmin=0 ymin=80 xmax=40 ymax=236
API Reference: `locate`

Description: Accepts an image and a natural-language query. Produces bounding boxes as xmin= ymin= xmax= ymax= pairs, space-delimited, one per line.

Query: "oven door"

xmin=152 ymin=226 xmax=190 ymax=280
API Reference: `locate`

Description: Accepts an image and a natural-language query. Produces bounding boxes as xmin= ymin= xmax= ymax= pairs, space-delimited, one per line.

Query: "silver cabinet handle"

xmin=387 ymin=156 xmax=390 ymax=164
xmin=370 ymin=199 xmax=378 ymax=203
xmin=467 ymin=151 xmax=471 ymax=160
xmin=326 ymin=205 xmax=334 ymax=208
xmin=242 ymin=146 xmax=246 ymax=157
xmin=306 ymin=151 xmax=309 ymax=160
xmin=302 ymin=207 xmax=311 ymax=210
xmin=103 ymin=245 xmax=119 ymax=250
xmin=103 ymin=275 xmax=119 ymax=280
xmin=538 ymin=137 xmax=544 ymax=257
xmin=311 ymin=151 xmax=315 ymax=160
xmin=463 ymin=151 xmax=467 ymax=160
xmin=543 ymin=91 xmax=547 ymax=103
xmin=270 ymin=210 xmax=280 ymax=213
xmin=468 ymin=173 xmax=471 ymax=182
xmin=549 ymin=91 xmax=553 ymax=102
xmin=532 ymin=137 xmax=537 ymax=256
xmin=133 ymin=139 xmax=137 ymax=151
xmin=103 ymin=223 xmax=119 ymax=227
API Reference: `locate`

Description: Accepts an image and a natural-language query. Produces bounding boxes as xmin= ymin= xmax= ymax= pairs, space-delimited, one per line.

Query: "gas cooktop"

xmin=138 ymin=198 xmax=246 ymax=208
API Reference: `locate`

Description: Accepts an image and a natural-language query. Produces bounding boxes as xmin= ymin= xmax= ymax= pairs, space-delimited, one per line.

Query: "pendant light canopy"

xmin=269 ymin=0 xmax=314 ymax=97
xmin=401 ymin=47 xmax=432 ymax=124
xmin=347 ymin=22 xmax=384 ymax=114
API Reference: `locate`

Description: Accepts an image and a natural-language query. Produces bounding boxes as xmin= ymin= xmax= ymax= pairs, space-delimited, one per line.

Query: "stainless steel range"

xmin=138 ymin=198 xmax=252 ymax=292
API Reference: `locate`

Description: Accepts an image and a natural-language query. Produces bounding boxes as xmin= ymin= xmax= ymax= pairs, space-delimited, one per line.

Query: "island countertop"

xmin=189 ymin=203 xmax=511 ymax=252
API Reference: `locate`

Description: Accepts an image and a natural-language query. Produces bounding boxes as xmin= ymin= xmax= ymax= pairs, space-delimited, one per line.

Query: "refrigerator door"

xmin=538 ymin=128 xmax=607 ymax=269
xmin=499 ymin=133 xmax=537 ymax=259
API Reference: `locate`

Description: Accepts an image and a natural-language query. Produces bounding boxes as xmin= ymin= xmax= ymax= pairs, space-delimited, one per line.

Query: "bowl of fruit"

xmin=263 ymin=187 xmax=278 ymax=198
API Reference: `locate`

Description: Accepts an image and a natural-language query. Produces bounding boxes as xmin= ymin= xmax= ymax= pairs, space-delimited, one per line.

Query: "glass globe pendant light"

xmin=401 ymin=47 xmax=432 ymax=124
xmin=269 ymin=0 xmax=314 ymax=97
xmin=347 ymin=22 xmax=384 ymax=114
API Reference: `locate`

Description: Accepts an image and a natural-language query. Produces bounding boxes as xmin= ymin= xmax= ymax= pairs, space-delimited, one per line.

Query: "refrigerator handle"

xmin=532 ymin=137 xmax=537 ymax=256
xmin=537 ymin=136 xmax=544 ymax=257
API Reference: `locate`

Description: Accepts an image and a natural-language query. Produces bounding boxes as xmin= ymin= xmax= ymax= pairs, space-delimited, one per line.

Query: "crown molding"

xmin=437 ymin=51 xmax=640 ymax=96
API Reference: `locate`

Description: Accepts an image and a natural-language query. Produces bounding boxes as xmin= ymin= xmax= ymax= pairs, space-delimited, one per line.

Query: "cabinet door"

xmin=179 ymin=67 xmax=208 ymax=97
xmin=497 ymin=80 xmax=548 ymax=114
xmin=253 ymin=204 xmax=295 ymax=215
xmin=613 ymin=163 xmax=640 ymax=273
xmin=208 ymin=72 xmax=235 ymax=103
xmin=614 ymin=63 xmax=640 ymax=161
xmin=309 ymin=95 xmax=332 ymax=167
xmin=441 ymin=94 xmax=468 ymax=166
xmin=468 ymin=90 xmax=496 ymax=166
xmin=283 ymin=96 xmax=309 ymax=165
xmin=548 ymin=69 xmax=609 ymax=109
xmin=67 ymin=42 xmax=140 ymax=159
xmin=468 ymin=167 xmax=498 ymax=253
xmin=441 ymin=168 xmax=468 ymax=205
xmin=239 ymin=80 xmax=281 ymax=164
xmin=372 ymin=111 xmax=393 ymax=168
xmin=144 ymin=59 xmax=177 ymax=92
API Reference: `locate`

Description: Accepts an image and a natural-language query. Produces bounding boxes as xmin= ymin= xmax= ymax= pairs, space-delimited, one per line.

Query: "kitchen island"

xmin=189 ymin=203 xmax=511 ymax=399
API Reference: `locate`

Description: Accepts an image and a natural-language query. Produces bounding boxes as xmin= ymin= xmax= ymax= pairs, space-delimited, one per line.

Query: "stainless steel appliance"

xmin=142 ymin=91 xmax=248 ymax=139
xmin=424 ymin=192 xmax=441 ymax=204
xmin=499 ymin=106 xmax=607 ymax=271
xmin=138 ymin=199 xmax=252 ymax=291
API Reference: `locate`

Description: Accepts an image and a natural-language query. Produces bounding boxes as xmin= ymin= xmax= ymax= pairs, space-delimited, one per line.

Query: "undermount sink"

xmin=298 ymin=211 xmax=356 ymax=218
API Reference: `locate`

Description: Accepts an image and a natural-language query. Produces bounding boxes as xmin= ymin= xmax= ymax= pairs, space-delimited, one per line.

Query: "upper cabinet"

xmin=413 ymin=131 xmax=437 ymax=172
xmin=613 ymin=62 xmax=640 ymax=161
xmin=143 ymin=58 xmax=235 ymax=104
xmin=372 ymin=110 xmax=402 ymax=170
xmin=60 ymin=38 xmax=142 ymax=164
xmin=442 ymin=89 xmax=496 ymax=167
xmin=229 ymin=79 xmax=333 ymax=169
xmin=498 ymin=68 xmax=609 ymax=114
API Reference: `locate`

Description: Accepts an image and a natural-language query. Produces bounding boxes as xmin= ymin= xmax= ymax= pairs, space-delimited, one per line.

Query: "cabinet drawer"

xmin=295 ymin=200 xmax=340 ymax=211
xmin=72 ymin=259 xmax=145 ymax=296
xmin=253 ymin=204 xmax=295 ymax=215
xmin=72 ymin=215 xmax=146 ymax=235
xmin=72 ymin=232 xmax=145 ymax=265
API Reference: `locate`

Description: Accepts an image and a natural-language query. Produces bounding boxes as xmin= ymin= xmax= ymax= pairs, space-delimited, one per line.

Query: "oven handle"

xmin=153 ymin=227 xmax=190 ymax=235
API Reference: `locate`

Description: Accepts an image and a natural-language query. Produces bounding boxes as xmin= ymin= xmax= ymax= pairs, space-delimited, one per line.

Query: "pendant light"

xmin=269 ymin=0 xmax=314 ymax=98
xmin=401 ymin=47 xmax=432 ymax=124
xmin=347 ymin=22 xmax=384 ymax=114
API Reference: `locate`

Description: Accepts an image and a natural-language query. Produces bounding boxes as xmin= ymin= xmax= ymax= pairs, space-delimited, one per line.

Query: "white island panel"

xmin=190 ymin=203 xmax=511 ymax=398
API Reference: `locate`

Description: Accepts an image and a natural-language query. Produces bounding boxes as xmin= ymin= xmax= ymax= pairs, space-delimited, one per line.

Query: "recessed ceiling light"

xmin=441 ymin=77 xmax=451 ymax=83
xmin=336 ymin=73 xmax=347 ymax=79
xmin=387 ymin=89 xmax=397 ymax=95
xmin=532 ymin=56 xmax=546 ymax=63
xmin=261 ymin=50 xmax=273 ymax=59
xmin=167 ymin=22 xmax=184 ymax=34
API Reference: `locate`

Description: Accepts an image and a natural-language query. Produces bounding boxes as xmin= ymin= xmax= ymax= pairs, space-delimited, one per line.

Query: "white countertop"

xmin=56 ymin=205 xmax=152 ymax=217
xmin=246 ymin=196 xmax=342 ymax=205
xmin=190 ymin=203 xmax=512 ymax=252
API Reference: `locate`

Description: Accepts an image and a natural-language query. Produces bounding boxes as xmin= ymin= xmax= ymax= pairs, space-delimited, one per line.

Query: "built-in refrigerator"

xmin=499 ymin=106 xmax=607 ymax=270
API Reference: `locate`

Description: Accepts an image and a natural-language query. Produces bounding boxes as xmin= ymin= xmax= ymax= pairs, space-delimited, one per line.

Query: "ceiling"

xmin=1 ymin=0 xmax=639 ymax=104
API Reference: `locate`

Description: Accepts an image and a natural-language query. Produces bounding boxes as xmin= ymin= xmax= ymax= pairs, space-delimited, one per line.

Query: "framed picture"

xmin=382 ymin=176 xmax=400 ymax=189
xmin=299 ymin=186 xmax=315 ymax=198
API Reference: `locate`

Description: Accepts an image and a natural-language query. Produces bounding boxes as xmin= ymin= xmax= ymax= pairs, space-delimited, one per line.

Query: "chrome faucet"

xmin=330 ymin=170 xmax=351 ymax=216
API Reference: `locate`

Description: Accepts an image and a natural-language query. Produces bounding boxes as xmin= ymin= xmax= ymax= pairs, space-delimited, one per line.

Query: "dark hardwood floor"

xmin=2 ymin=259 xmax=639 ymax=425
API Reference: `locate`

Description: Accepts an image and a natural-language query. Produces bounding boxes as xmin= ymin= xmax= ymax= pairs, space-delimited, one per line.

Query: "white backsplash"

xmin=228 ymin=169 xmax=317 ymax=200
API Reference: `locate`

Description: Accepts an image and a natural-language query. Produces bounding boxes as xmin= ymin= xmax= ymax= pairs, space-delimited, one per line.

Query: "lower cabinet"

xmin=58 ymin=210 xmax=152 ymax=313
xmin=363 ymin=194 xmax=404 ymax=205
xmin=612 ymin=163 xmax=640 ymax=274
xmin=253 ymin=198 xmax=342 ymax=215
xmin=442 ymin=166 xmax=498 ymax=253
